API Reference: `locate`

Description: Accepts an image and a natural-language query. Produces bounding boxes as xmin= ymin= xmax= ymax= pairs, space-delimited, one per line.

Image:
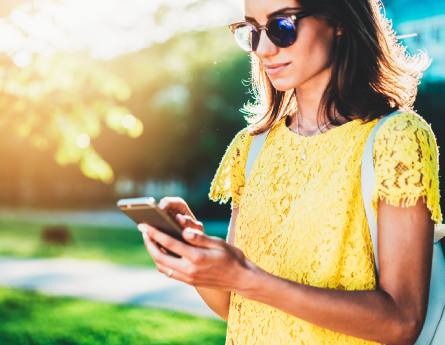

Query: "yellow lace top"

xmin=209 ymin=112 xmax=441 ymax=345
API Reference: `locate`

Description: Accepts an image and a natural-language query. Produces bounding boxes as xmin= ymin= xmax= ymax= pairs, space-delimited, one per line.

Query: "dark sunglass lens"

xmin=267 ymin=18 xmax=296 ymax=48
xmin=234 ymin=24 xmax=259 ymax=52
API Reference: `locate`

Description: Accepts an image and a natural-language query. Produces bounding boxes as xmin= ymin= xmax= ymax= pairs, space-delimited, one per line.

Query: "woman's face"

xmin=244 ymin=0 xmax=337 ymax=92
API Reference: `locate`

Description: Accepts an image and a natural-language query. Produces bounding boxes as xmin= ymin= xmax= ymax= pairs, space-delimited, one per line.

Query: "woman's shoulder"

xmin=220 ymin=126 xmax=253 ymax=164
xmin=372 ymin=111 xmax=441 ymax=224
xmin=231 ymin=126 xmax=253 ymax=148
xmin=378 ymin=111 xmax=436 ymax=142
xmin=209 ymin=125 xmax=253 ymax=206
xmin=375 ymin=111 xmax=439 ymax=158
xmin=375 ymin=110 xmax=439 ymax=163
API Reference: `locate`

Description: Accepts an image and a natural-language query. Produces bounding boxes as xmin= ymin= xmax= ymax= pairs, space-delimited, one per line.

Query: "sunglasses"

xmin=229 ymin=11 xmax=311 ymax=52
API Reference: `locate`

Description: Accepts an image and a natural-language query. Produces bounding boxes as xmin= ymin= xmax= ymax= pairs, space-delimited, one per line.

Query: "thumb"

xmin=182 ymin=228 xmax=225 ymax=250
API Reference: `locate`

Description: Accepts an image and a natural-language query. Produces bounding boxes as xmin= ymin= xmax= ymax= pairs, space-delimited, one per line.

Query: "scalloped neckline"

xmin=281 ymin=117 xmax=363 ymax=140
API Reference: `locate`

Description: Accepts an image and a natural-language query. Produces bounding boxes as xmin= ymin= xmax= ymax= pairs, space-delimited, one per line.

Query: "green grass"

xmin=0 ymin=220 xmax=156 ymax=267
xmin=0 ymin=286 xmax=227 ymax=345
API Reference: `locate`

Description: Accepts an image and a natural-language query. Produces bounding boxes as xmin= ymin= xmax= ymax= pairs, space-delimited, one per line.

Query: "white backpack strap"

xmin=361 ymin=111 xmax=402 ymax=276
xmin=245 ymin=129 xmax=270 ymax=183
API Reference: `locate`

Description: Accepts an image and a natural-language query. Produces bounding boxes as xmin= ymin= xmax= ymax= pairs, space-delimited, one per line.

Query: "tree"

xmin=0 ymin=52 xmax=138 ymax=183
xmin=0 ymin=0 xmax=243 ymax=185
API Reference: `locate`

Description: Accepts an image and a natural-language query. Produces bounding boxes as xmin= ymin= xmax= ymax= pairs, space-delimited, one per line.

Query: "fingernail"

xmin=158 ymin=199 xmax=167 ymax=209
xmin=176 ymin=214 xmax=184 ymax=222
xmin=184 ymin=228 xmax=196 ymax=239
xmin=137 ymin=224 xmax=147 ymax=232
xmin=142 ymin=231 xmax=149 ymax=241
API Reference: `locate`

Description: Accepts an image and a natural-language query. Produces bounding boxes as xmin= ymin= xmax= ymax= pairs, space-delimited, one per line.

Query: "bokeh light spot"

xmin=12 ymin=51 xmax=33 ymax=68
xmin=76 ymin=134 xmax=90 ymax=148
xmin=122 ymin=114 xmax=136 ymax=129
xmin=128 ymin=119 xmax=144 ymax=138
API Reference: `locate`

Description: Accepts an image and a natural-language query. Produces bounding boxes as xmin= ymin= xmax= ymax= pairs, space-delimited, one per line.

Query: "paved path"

xmin=0 ymin=257 xmax=217 ymax=318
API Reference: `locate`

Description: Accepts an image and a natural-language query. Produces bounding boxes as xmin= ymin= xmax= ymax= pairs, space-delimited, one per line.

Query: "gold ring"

xmin=167 ymin=268 xmax=174 ymax=278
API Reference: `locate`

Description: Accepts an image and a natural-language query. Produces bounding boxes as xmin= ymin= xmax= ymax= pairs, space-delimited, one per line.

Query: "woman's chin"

xmin=269 ymin=79 xmax=296 ymax=92
xmin=269 ymin=76 xmax=295 ymax=91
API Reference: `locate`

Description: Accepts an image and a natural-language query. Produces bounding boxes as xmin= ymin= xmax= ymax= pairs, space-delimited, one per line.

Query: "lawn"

xmin=0 ymin=286 xmax=227 ymax=345
xmin=0 ymin=220 xmax=156 ymax=267
xmin=0 ymin=218 xmax=228 ymax=267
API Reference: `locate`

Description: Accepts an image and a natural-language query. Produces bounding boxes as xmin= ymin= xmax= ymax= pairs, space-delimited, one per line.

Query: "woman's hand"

xmin=137 ymin=197 xmax=259 ymax=294
xmin=138 ymin=223 xmax=258 ymax=292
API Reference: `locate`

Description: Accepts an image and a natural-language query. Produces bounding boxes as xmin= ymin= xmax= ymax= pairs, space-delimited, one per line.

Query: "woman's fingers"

xmin=154 ymin=261 xmax=208 ymax=287
xmin=182 ymin=228 xmax=226 ymax=250
xmin=142 ymin=232 xmax=187 ymax=271
xmin=138 ymin=223 xmax=199 ymax=259
xmin=176 ymin=214 xmax=204 ymax=232
xmin=158 ymin=197 xmax=196 ymax=220
xmin=142 ymin=232 xmax=213 ymax=286
xmin=141 ymin=225 xmax=249 ymax=290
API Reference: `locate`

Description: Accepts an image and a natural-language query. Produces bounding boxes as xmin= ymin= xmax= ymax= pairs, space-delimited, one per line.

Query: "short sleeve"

xmin=209 ymin=128 xmax=253 ymax=208
xmin=372 ymin=112 xmax=442 ymax=225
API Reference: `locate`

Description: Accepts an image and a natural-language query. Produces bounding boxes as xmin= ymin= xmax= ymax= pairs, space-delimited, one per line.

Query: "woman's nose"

xmin=255 ymin=30 xmax=279 ymax=58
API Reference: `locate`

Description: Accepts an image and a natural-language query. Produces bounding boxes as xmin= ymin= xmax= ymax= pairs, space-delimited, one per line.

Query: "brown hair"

xmin=244 ymin=0 xmax=431 ymax=135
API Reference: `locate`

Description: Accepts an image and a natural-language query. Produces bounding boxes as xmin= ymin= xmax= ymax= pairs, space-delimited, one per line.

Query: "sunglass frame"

xmin=228 ymin=11 xmax=311 ymax=52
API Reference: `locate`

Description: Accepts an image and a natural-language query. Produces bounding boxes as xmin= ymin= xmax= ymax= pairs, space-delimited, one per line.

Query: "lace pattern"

xmin=373 ymin=112 xmax=441 ymax=224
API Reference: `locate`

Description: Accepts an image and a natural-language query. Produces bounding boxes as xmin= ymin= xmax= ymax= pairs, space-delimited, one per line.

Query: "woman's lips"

xmin=264 ymin=62 xmax=291 ymax=76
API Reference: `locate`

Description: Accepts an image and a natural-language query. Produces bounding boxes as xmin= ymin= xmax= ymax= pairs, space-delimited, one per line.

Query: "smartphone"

xmin=117 ymin=197 xmax=186 ymax=247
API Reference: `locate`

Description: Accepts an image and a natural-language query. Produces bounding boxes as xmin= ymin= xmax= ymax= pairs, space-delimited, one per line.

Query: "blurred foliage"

xmin=0 ymin=0 xmax=249 ymax=189
xmin=0 ymin=52 xmax=139 ymax=183
xmin=100 ymin=27 xmax=251 ymax=182
xmin=0 ymin=24 xmax=251 ymax=216
xmin=0 ymin=286 xmax=227 ymax=345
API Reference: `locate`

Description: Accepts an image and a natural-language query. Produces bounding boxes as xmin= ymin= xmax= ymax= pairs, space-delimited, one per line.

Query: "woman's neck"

xmin=287 ymin=71 xmax=347 ymax=136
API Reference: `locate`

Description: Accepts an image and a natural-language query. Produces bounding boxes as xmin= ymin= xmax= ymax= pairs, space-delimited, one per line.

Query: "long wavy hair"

xmin=244 ymin=0 xmax=431 ymax=135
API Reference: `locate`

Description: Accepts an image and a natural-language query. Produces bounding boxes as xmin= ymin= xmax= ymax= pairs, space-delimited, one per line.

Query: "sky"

xmin=0 ymin=0 xmax=244 ymax=65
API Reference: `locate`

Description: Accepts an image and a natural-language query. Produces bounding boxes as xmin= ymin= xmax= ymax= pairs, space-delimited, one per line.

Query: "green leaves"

xmin=0 ymin=4 xmax=250 ymax=191
xmin=0 ymin=53 xmax=140 ymax=183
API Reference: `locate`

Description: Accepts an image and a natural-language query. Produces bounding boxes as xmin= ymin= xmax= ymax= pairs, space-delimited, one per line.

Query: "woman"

xmin=138 ymin=0 xmax=441 ymax=343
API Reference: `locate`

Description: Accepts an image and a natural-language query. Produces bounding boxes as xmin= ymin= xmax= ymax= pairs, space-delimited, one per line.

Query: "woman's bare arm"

xmin=193 ymin=207 xmax=238 ymax=320
xmin=227 ymin=207 xmax=238 ymax=245
xmin=238 ymin=199 xmax=434 ymax=344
